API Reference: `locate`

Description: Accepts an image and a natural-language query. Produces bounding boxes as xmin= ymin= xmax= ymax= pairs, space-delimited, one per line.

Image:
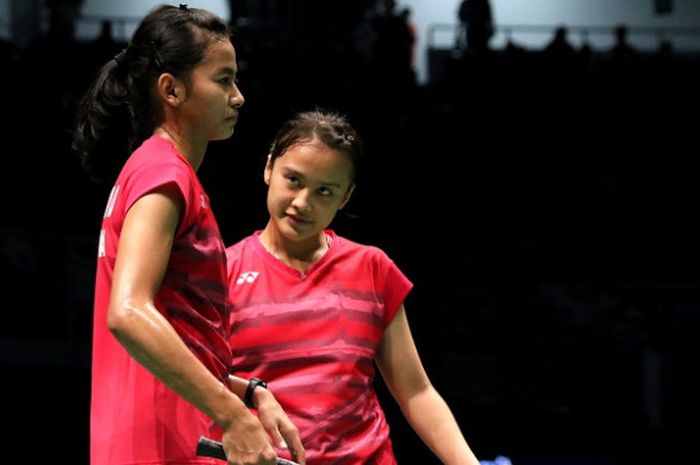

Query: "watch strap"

xmin=244 ymin=377 xmax=267 ymax=408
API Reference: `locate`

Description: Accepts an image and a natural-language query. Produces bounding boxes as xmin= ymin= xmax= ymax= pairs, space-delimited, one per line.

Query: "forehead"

xmin=197 ymin=38 xmax=236 ymax=71
xmin=276 ymin=140 xmax=353 ymax=182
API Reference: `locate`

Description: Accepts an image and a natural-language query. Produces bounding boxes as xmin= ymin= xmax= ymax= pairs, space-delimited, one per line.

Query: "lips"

xmin=286 ymin=213 xmax=312 ymax=225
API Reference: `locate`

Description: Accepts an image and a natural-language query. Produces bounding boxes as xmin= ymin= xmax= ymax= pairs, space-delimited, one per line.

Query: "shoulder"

xmin=224 ymin=234 xmax=259 ymax=278
xmin=331 ymin=231 xmax=394 ymax=265
xmin=120 ymin=136 xmax=195 ymax=195
xmin=225 ymin=233 xmax=258 ymax=261
xmin=110 ymin=140 xmax=186 ymax=210
xmin=129 ymin=136 xmax=190 ymax=172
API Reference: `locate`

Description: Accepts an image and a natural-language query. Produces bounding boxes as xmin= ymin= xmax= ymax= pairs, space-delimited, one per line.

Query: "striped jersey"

xmin=91 ymin=135 xmax=230 ymax=465
xmin=226 ymin=230 xmax=412 ymax=465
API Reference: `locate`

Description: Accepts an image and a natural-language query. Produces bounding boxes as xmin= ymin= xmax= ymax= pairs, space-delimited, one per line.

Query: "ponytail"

xmin=72 ymin=54 xmax=133 ymax=183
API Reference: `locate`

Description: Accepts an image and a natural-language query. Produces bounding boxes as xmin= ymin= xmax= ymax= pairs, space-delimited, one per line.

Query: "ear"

xmin=339 ymin=183 xmax=355 ymax=210
xmin=263 ymin=154 xmax=272 ymax=185
xmin=156 ymin=73 xmax=186 ymax=108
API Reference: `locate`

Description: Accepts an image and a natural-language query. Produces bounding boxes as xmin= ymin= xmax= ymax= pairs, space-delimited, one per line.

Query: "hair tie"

xmin=113 ymin=48 xmax=128 ymax=68
xmin=112 ymin=41 xmax=133 ymax=68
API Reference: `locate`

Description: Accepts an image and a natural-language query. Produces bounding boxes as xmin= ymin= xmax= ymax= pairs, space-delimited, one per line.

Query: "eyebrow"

xmin=217 ymin=66 xmax=237 ymax=76
xmin=281 ymin=167 xmax=342 ymax=188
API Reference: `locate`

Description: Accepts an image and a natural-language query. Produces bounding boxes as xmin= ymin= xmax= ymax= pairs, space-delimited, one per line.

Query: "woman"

xmin=225 ymin=110 xmax=480 ymax=464
xmin=72 ymin=5 xmax=303 ymax=465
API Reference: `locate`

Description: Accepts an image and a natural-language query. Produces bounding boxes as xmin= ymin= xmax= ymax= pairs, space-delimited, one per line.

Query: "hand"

xmin=220 ymin=408 xmax=278 ymax=465
xmin=254 ymin=388 xmax=306 ymax=465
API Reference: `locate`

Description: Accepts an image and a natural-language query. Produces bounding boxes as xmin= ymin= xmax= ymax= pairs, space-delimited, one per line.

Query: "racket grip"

xmin=196 ymin=436 xmax=299 ymax=465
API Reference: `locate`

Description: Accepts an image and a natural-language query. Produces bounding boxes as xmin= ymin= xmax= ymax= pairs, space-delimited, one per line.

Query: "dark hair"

xmin=269 ymin=110 xmax=364 ymax=182
xmin=72 ymin=4 xmax=230 ymax=182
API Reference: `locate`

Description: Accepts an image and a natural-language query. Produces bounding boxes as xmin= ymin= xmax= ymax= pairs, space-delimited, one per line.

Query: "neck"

xmin=259 ymin=225 xmax=329 ymax=272
xmin=154 ymin=125 xmax=207 ymax=171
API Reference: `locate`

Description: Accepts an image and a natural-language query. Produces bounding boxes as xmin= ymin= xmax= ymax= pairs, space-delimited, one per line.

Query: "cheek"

xmin=319 ymin=201 xmax=341 ymax=219
xmin=266 ymin=194 xmax=280 ymax=216
xmin=268 ymin=187 xmax=290 ymax=209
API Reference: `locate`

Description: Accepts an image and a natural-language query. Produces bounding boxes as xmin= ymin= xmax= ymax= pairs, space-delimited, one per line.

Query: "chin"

xmin=279 ymin=223 xmax=305 ymax=240
xmin=211 ymin=129 xmax=235 ymax=141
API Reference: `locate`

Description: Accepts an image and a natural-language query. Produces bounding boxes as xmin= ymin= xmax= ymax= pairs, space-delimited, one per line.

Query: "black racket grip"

xmin=196 ymin=436 xmax=300 ymax=465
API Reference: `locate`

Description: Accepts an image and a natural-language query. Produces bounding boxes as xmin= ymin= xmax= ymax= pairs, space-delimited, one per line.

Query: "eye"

xmin=218 ymin=76 xmax=233 ymax=86
xmin=286 ymin=175 xmax=301 ymax=187
xmin=318 ymin=187 xmax=333 ymax=197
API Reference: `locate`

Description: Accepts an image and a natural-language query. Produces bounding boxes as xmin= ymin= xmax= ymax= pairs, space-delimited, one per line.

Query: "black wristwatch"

xmin=244 ymin=377 xmax=267 ymax=408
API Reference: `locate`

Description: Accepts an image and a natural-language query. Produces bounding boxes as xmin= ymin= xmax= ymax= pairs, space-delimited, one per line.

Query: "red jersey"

xmin=91 ymin=135 xmax=230 ymax=465
xmin=226 ymin=231 xmax=412 ymax=465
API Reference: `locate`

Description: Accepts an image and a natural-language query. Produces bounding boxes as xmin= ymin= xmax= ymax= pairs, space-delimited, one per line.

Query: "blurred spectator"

xmin=457 ymin=0 xmax=493 ymax=54
xmin=373 ymin=0 xmax=414 ymax=71
xmin=611 ymin=24 xmax=637 ymax=65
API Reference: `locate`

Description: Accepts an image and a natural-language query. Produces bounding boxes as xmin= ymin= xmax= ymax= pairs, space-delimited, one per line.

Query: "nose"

xmin=230 ymin=84 xmax=245 ymax=109
xmin=291 ymin=189 xmax=312 ymax=213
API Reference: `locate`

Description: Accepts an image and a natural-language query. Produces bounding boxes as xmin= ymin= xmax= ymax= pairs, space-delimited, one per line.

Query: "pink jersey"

xmin=91 ymin=135 xmax=229 ymax=465
xmin=226 ymin=231 xmax=412 ymax=465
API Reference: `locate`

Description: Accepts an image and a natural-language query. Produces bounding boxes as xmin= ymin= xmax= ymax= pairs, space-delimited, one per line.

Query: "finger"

xmin=271 ymin=428 xmax=288 ymax=450
xmin=290 ymin=444 xmax=306 ymax=465
xmin=257 ymin=414 xmax=287 ymax=450
xmin=280 ymin=427 xmax=305 ymax=465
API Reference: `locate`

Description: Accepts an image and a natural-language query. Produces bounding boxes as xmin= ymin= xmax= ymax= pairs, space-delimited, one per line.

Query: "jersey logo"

xmin=200 ymin=194 xmax=208 ymax=209
xmin=236 ymin=271 xmax=259 ymax=285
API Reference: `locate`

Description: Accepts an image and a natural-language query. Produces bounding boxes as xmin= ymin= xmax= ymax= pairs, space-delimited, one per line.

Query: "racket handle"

xmin=196 ymin=436 xmax=299 ymax=465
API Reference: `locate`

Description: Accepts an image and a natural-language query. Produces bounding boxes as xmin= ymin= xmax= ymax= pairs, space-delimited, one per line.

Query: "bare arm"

xmin=376 ymin=305 xmax=480 ymax=465
xmin=107 ymin=187 xmax=276 ymax=465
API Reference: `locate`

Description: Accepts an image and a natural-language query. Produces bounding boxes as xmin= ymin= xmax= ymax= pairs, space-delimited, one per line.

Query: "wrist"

xmin=244 ymin=377 xmax=267 ymax=409
xmin=211 ymin=381 xmax=249 ymax=428
xmin=252 ymin=384 xmax=271 ymax=409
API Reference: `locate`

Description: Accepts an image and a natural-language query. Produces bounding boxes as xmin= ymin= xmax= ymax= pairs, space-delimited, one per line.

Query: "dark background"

xmin=2 ymin=1 xmax=700 ymax=464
